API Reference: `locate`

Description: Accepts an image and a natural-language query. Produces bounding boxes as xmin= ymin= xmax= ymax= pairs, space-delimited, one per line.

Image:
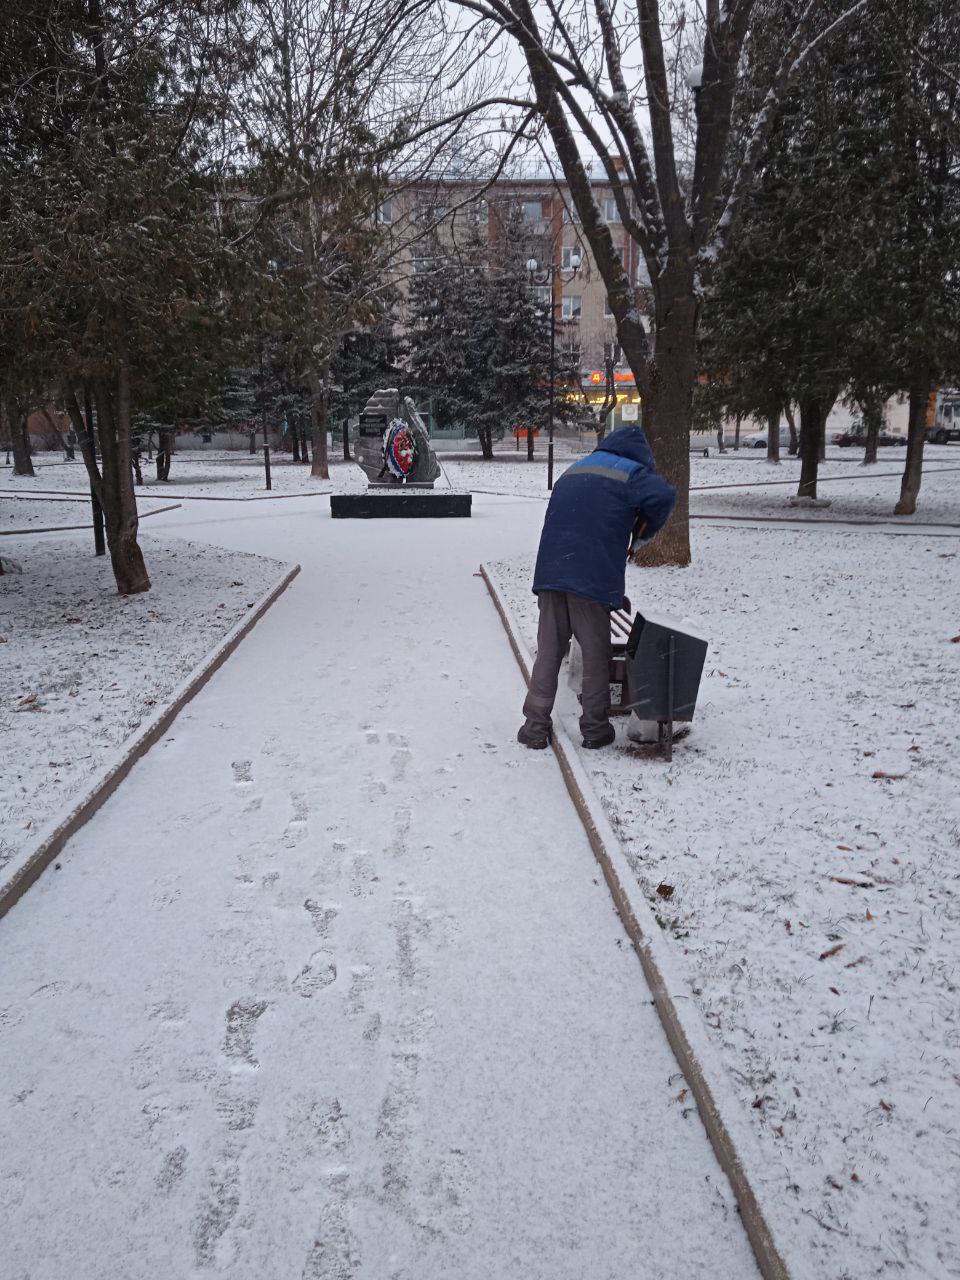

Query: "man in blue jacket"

xmin=518 ymin=426 xmax=676 ymax=750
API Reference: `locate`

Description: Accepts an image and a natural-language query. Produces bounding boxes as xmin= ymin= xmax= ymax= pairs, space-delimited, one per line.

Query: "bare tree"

xmin=435 ymin=0 xmax=872 ymax=563
xmin=233 ymin=0 xmax=445 ymax=478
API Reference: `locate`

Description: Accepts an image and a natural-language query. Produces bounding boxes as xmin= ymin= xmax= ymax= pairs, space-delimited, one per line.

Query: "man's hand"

xmin=629 ymin=518 xmax=647 ymax=553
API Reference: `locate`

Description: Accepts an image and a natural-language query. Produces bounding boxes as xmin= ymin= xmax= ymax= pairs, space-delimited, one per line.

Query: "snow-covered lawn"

xmin=0 ymin=535 xmax=289 ymax=883
xmin=492 ymin=524 xmax=960 ymax=1280
xmin=1 ymin=495 xmax=173 ymax=532
xmin=1 ymin=454 xmax=349 ymax=500
xmin=7 ymin=445 xmax=957 ymax=521
xmin=442 ymin=445 xmax=960 ymax=520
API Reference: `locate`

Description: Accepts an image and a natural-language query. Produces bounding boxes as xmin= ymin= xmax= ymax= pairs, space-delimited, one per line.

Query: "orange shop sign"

xmin=586 ymin=370 xmax=635 ymax=385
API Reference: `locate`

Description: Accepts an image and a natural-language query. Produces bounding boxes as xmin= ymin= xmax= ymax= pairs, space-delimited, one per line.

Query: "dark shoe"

xmin=582 ymin=726 xmax=616 ymax=749
xmin=517 ymin=724 xmax=550 ymax=750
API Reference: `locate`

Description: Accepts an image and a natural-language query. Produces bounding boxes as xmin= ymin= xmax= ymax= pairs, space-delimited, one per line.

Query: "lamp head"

xmin=526 ymin=257 xmax=539 ymax=274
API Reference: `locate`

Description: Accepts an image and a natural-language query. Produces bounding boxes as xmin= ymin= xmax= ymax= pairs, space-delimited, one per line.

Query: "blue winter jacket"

xmin=532 ymin=427 xmax=676 ymax=608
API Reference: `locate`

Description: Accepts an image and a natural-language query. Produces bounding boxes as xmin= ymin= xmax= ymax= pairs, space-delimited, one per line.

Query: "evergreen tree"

xmin=406 ymin=219 xmax=582 ymax=460
xmin=700 ymin=0 xmax=960 ymax=507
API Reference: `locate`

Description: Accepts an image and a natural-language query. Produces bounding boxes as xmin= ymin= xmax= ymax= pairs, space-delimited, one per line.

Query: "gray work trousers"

xmin=521 ymin=590 xmax=612 ymax=740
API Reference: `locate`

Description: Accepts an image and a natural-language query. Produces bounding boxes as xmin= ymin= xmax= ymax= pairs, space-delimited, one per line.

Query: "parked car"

xmin=736 ymin=424 xmax=793 ymax=450
xmin=832 ymin=426 xmax=905 ymax=447
xmin=927 ymin=426 xmax=960 ymax=444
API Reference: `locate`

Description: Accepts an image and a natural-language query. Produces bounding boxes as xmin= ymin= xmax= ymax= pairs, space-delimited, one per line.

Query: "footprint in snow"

xmin=231 ymin=760 xmax=253 ymax=786
xmin=222 ymin=998 xmax=268 ymax=1068
xmin=292 ymin=952 xmax=337 ymax=998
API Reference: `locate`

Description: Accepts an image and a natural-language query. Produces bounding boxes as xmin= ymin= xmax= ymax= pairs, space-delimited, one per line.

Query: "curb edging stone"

xmin=480 ymin=561 xmax=791 ymax=1280
xmin=0 ymin=563 xmax=300 ymax=921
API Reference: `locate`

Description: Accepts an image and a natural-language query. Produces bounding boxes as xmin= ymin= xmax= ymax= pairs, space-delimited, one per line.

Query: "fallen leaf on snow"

xmin=879 ymin=1099 xmax=894 ymax=1113
xmin=836 ymin=844 xmax=854 ymax=852
xmin=819 ymin=943 xmax=845 ymax=961
xmin=872 ymin=771 xmax=906 ymax=781
xmin=865 ymin=909 xmax=874 ymax=921
xmin=18 ymin=692 xmax=37 ymax=706
xmin=951 ymin=635 xmax=960 ymax=644
xmin=656 ymin=882 xmax=674 ymax=899
xmin=830 ymin=986 xmax=840 ymax=995
xmin=675 ymin=1088 xmax=688 ymax=1104
xmin=830 ymin=875 xmax=875 ymax=889
xmin=845 ymin=956 xmax=867 ymax=969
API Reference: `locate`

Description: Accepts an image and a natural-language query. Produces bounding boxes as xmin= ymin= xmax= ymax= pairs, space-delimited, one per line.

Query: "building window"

xmin=469 ymin=199 xmax=488 ymax=225
xmin=561 ymin=245 xmax=581 ymax=270
xmin=604 ymin=197 xmax=620 ymax=223
xmin=414 ymin=203 xmax=447 ymax=224
xmin=521 ymin=199 xmax=543 ymax=223
xmin=534 ymin=285 xmax=552 ymax=308
xmin=561 ymin=295 xmax=582 ymax=321
xmin=562 ymin=203 xmax=581 ymax=224
xmin=376 ymin=200 xmax=393 ymax=225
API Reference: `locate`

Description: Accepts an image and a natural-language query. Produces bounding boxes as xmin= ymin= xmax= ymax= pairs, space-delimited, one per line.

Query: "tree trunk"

xmin=766 ymin=407 xmax=781 ymax=463
xmin=798 ymin=398 xmax=823 ymax=498
xmin=291 ymin=424 xmax=301 ymax=462
xmin=894 ymin=359 xmax=931 ymax=516
xmin=6 ymin=398 xmax=34 ymax=477
xmin=342 ymin=418 xmax=352 ymax=463
xmin=784 ymin=403 xmax=799 ymax=456
xmin=300 ymin=421 xmax=310 ymax=464
xmin=64 ymin=385 xmax=106 ymax=555
xmin=861 ymin=395 xmax=882 ymax=465
xmin=308 ymin=361 xmax=330 ymax=479
xmin=156 ymin=428 xmax=173 ymax=481
xmin=93 ymin=364 xmax=151 ymax=595
xmin=630 ymin=291 xmax=695 ymax=567
xmin=478 ymin=428 xmax=494 ymax=461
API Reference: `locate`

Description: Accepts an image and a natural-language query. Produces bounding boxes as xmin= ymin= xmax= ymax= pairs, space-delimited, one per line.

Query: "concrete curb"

xmin=0 ymin=563 xmax=301 ymax=922
xmin=480 ymin=563 xmax=792 ymax=1280
xmin=0 ymin=502 xmax=182 ymax=537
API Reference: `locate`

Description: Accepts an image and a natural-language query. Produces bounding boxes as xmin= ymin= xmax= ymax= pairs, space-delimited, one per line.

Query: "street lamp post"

xmin=258 ymin=338 xmax=272 ymax=491
xmin=527 ymin=251 xmax=582 ymax=490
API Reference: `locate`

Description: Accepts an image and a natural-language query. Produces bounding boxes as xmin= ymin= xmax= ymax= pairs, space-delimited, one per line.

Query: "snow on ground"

xmin=7 ymin=444 xmax=957 ymax=519
xmin=691 ymin=456 xmax=960 ymax=524
xmin=492 ymin=522 xmax=960 ymax=1280
xmin=443 ymin=445 xmax=960 ymax=522
xmin=0 ymin=534 xmax=288 ymax=879
xmin=0 ymin=496 xmax=759 ymax=1280
xmin=1 ymin=495 xmax=173 ymax=532
xmin=0 ymin=455 xmax=350 ymax=501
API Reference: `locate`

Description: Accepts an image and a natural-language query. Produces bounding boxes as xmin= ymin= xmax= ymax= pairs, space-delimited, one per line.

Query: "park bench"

xmin=608 ymin=606 xmax=634 ymax=716
xmin=605 ymin=606 xmax=709 ymax=760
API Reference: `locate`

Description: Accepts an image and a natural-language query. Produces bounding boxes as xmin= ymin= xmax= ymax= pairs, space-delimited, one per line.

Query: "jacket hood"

xmin=597 ymin=426 xmax=656 ymax=471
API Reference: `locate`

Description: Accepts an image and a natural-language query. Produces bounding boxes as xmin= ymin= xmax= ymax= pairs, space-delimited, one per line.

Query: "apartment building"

xmin=379 ymin=173 xmax=650 ymax=426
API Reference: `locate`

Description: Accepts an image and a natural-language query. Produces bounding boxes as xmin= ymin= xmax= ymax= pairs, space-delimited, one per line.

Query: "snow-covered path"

xmin=0 ymin=495 xmax=758 ymax=1279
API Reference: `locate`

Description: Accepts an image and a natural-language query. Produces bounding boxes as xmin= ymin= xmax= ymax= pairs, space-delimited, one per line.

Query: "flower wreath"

xmin=383 ymin=418 xmax=417 ymax=479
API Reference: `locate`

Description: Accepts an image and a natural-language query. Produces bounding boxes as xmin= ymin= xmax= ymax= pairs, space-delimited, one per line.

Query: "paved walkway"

xmin=0 ymin=495 xmax=758 ymax=1279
